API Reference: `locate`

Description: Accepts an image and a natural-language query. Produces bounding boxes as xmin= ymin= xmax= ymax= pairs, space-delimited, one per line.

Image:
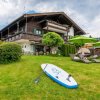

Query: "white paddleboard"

xmin=41 ymin=64 xmax=78 ymax=89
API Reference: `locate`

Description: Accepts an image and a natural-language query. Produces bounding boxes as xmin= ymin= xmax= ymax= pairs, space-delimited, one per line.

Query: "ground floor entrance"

xmin=16 ymin=39 xmax=51 ymax=55
xmin=35 ymin=45 xmax=50 ymax=55
xmin=22 ymin=43 xmax=51 ymax=55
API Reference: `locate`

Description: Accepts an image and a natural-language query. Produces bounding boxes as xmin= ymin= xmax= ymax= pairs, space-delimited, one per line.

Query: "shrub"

xmin=60 ymin=44 xmax=76 ymax=56
xmin=0 ymin=42 xmax=22 ymax=64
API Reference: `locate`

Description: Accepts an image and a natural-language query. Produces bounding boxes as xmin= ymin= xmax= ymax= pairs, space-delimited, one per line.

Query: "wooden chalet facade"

xmin=0 ymin=12 xmax=86 ymax=54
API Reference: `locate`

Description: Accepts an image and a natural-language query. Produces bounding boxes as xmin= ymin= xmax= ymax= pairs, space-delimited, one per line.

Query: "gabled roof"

xmin=0 ymin=12 xmax=86 ymax=34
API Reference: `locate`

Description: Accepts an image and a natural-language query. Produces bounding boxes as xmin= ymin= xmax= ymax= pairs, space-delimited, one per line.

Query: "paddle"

xmin=34 ymin=64 xmax=48 ymax=84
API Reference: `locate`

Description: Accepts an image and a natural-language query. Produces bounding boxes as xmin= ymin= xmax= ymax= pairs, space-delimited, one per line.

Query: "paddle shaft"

xmin=34 ymin=64 xmax=48 ymax=83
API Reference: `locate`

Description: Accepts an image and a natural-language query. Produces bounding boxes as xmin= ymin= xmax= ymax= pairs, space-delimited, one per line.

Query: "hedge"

xmin=60 ymin=44 xmax=76 ymax=56
xmin=0 ymin=42 xmax=22 ymax=64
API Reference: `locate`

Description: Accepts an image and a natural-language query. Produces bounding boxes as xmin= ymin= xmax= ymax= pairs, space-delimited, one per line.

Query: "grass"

xmin=0 ymin=56 xmax=100 ymax=100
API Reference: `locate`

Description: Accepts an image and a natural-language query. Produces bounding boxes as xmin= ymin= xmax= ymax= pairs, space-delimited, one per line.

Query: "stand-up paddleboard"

xmin=41 ymin=64 xmax=78 ymax=89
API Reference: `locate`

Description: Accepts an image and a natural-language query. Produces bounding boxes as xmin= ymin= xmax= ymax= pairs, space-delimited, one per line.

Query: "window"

xmin=32 ymin=28 xmax=43 ymax=35
xmin=36 ymin=30 xmax=40 ymax=35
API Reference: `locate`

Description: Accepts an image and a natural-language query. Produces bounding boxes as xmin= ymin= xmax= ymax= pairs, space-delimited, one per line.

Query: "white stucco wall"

xmin=15 ymin=39 xmax=35 ymax=54
xmin=68 ymin=27 xmax=74 ymax=36
xmin=22 ymin=43 xmax=35 ymax=53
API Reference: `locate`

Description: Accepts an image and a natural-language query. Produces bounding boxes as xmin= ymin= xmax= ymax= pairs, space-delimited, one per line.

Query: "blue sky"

xmin=0 ymin=0 xmax=100 ymax=37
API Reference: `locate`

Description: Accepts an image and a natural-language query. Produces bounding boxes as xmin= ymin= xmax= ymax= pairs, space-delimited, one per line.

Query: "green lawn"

xmin=0 ymin=56 xmax=100 ymax=100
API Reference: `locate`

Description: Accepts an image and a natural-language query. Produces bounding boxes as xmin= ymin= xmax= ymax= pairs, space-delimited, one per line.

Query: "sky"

xmin=0 ymin=0 xmax=100 ymax=38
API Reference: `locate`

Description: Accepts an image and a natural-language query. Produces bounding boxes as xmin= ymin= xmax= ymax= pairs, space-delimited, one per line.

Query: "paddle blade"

xmin=34 ymin=77 xmax=40 ymax=84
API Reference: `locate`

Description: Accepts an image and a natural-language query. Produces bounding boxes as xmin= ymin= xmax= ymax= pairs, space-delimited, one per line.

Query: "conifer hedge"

xmin=60 ymin=44 xmax=76 ymax=56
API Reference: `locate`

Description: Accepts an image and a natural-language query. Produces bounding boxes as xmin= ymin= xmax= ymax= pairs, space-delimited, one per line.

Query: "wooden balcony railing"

xmin=43 ymin=20 xmax=68 ymax=34
xmin=5 ymin=33 xmax=42 ymax=42
xmin=21 ymin=33 xmax=42 ymax=42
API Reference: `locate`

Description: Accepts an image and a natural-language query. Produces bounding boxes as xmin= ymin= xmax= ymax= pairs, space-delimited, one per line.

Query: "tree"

xmin=42 ymin=32 xmax=64 ymax=54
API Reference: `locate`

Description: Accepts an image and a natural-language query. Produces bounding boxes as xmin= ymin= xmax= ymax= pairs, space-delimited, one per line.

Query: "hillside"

xmin=0 ymin=56 xmax=100 ymax=100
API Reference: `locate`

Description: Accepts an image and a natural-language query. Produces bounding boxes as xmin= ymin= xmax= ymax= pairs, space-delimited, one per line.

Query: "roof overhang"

xmin=0 ymin=12 xmax=86 ymax=35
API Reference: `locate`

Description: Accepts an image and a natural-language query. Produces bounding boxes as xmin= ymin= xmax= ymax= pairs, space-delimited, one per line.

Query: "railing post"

xmin=0 ymin=32 xmax=2 ymax=39
xmin=8 ymin=28 xmax=9 ymax=37
xmin=17 ymin=21 xmax=19 ymax=33
xmin=25 ymin=14 xmax=27 ymax=33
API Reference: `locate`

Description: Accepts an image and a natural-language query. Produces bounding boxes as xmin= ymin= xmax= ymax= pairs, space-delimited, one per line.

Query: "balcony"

xmin=5 ymin=33 xmax=42 ymax=43
xmin=21 ymin=33 xmax=42 ymax=42
xmin=43 ymin=20 xmax=68 ymax=34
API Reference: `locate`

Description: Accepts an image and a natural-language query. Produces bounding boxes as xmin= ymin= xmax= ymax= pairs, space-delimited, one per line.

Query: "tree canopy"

xmin=42 ymin=32 xmax=64 ymax=47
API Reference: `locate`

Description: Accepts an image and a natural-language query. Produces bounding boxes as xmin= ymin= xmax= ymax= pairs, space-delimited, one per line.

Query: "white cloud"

xmin=0 ymin=0 xmax=25 ymax=27
xmin=0 ymin=0 xmax=100 ymax=38
xmin=85 ymin=15 xmax=100 ymax=37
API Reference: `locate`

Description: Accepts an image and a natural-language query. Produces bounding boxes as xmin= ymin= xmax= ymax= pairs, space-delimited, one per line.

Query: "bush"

xmin=60 ymin=44 xmax=76 ymax=56
xmin=0 ymin=42 xmax=22 ymax=64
